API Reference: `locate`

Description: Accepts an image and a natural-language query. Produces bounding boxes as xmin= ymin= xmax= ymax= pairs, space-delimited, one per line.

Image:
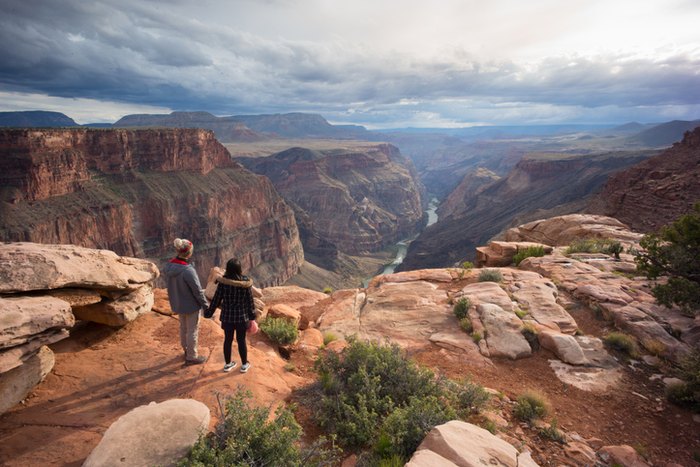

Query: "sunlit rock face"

xmin=239 ymin=143 xmax=424 ymax=260
xmin=0 ymin=128 xmax=303 ymax=286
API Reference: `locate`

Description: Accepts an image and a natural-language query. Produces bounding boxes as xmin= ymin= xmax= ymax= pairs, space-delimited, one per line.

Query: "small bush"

xmin=322 ymin=286 xmax=333 ymax=294
xmin=450 ymin=379 xmax=491 ymax=415
xmin=462 ymin=261 xmax=474 ymax=270
xmin=480 ymin=419 xmax=497 ymax=434
xmin=566 ymin=238 xmax=622 ymax=256
xmin=538 ymin=419 xmax=565 ymax=443
xmin=514 ymin=390 xmax=549 ymax=424
xmin=323 ymin=331 xmax=338 ymax=346
xmin=603 ymin=332 xmax=639 ymax=358
xmin=459 ymin=317 xmax=473 ymax=334
xmin=376 ymin=396 xmax=456 ymax=461
xmin=472 ymin=331 xmax=483 ymax=343
xmin=179 ymin=389 xmax=339 ymax=466
xmin=453 ymin=298 xmax=470 ymax=320
xmin=478 ymin=269 xmax=503 ymax=282
xmin=260 ymin=317 xmax=299 ymax=345
xmin=666 ymin=350 xmax=700 ymax=412
xmin=514 ymin=308 xmax=527 ymax=319
xmin=513 ymin=246 xmax=546 ymax=266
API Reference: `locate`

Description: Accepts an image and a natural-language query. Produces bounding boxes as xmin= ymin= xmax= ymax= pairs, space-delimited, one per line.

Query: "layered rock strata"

xmin=400 ymin=149 xmax=655 ymax=271
xmin=239 ymin=144 xmax=424 ymax=262
xmin=0 ymin=128 xmax=303 ymax=286
xmin=0 ymin=242 xmax=159 ymax=415
xmin=588 ymin=126 xmax=700 ymax=233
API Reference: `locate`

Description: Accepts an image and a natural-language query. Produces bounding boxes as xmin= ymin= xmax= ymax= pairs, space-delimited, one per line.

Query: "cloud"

xmin=0 ymin=0 xmax=699 ymax=126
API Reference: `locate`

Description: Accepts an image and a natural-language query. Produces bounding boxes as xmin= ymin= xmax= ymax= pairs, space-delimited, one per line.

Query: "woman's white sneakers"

xmin=240 ymin=362 xmax=251 ymax=373
xmin=223 ymin=361 xmax=238 ymax=372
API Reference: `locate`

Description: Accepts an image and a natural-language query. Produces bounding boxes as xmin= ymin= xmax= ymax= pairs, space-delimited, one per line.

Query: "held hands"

xmin=203 ymin=307 xmax=214 ymax=319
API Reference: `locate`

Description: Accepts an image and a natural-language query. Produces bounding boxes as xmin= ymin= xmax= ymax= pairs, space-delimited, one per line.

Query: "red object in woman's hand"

xmin=248 ymin=320 xmax=259 ymax=334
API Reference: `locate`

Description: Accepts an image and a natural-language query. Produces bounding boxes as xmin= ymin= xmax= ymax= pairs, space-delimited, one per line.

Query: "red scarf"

xmin=169 ymin=258 xmax=189 ymax=265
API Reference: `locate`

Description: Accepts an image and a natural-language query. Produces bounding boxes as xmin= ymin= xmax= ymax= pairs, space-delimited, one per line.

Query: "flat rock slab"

xmin=0 ymin=295 xmax=74 ymax=349
xmin=549 ymin=360 xmax=622 ymax=392
xmin=0 ymin=242 xmax=158 ymax=293
xmin=83 ymin=399 xmax=210 ymax=467
xmin=478 ymin=304 xmax=531 ymax=360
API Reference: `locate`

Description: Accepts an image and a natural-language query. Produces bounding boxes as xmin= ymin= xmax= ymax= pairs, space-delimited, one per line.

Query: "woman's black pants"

xmin=222 ymin=321 xmax=248 ymax=364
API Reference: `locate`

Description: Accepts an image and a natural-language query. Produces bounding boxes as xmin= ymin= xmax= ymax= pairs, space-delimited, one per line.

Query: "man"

xmin=162 ymin=238 xmax=209 ymax=364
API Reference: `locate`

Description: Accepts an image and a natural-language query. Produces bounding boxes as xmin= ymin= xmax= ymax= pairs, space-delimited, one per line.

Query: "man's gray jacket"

xmin=162 ymin=259 xmax=208 ymax=314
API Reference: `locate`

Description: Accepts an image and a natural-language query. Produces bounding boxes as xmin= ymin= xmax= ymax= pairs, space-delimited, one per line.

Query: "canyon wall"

xmin=399 ymin=150 xmax=655 ymax=271
xmin=587 ymin=126 xmax=700 ymax=233
xmin=0 ymin=128 xmax=303 ymax=286
xmin=239 ymin=143 xmax=424 ymax=263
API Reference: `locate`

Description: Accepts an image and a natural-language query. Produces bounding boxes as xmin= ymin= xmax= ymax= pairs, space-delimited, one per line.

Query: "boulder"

xmin=409 ymin=420 xmax=523 ymax=467
xmin=538 ymin=330 xmax=587 ymax=365
xmin=477 ymin=304 xmax=531 ymax=360
xmin=509 ymin=279 xmax=577 ymax=334
xmin=598 ymin=445 xmax=651 ymax=467
xmin=297 ymin=328 xmax=324 ymax=355
xmin=0 ymin=296 xmax=74 ymax=349
xmin=406 ymin=449 xmax=458 ymax=466
xmin=0 ymin=346 xmax=54 ymax=415
xmin=83 ymin=399 xmax=210 ymax=467
xmin=0 ymin=242 xmax=158 ymax=293
xmin=267 ymin=303 xmax=302 ymax=327
xmin=461 ymin=281 xmax=514 ymax=312
xmin=72 ymin=284 xmax=155 ymax=327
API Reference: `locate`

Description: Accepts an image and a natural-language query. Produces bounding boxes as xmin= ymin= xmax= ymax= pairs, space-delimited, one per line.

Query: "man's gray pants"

xmin=179 ymin=311 xmax=200 ymax=359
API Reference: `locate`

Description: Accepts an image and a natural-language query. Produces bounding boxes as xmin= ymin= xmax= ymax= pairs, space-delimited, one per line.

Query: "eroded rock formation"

xmin=0 ymin=242 xmax=159 ymax=415
xmin=0 ymin=128 xmax=303 ymax=285
xmin=588 ymin=126 xmax=700 ymax=233
xmin=239 ymin=144 xmax=424 ymax=262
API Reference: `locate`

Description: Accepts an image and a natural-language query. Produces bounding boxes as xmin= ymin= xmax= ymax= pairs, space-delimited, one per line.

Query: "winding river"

xmin=378 ymin=197 xmax=439 ymax=276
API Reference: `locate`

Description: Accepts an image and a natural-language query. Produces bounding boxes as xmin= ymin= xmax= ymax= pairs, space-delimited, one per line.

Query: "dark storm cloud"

xmin=1 ymin=0 xmax=698 ymax=125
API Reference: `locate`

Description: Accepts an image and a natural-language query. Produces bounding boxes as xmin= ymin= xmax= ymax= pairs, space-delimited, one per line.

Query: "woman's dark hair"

xmin=224 ymin=257 xmax=243 ymax=280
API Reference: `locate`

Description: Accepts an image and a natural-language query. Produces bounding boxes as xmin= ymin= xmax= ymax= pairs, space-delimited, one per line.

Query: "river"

xmin=378 ymin=197 xmax=439 ymax=276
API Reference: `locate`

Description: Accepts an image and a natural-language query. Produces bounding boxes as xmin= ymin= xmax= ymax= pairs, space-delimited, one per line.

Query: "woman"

xmin=162 ymin=238 xmax=209 ymax=365
xmin=205 ymin=258 xmax=257 ymax=373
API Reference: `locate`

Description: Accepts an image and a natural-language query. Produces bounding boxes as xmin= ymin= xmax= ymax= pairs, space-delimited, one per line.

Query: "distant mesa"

xmin=0 ymin=110 xmax=78 ymax=128
xmin=628 ymin=119 xmax=700 ymax=147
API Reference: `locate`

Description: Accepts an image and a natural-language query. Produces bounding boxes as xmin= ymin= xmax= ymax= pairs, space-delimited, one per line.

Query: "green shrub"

xmin=513 ymin=390 xmax=549 ymax=424
xmin=538 ymin=419 xmax=565 ymax=443
xmin=472 ymin=331 xmax=483 ymax=343
xmin=260 ymin=317 xmax=299 ymax=345
xmin=448 ymin=379 xmax=491 ymax=415
xmin=603 ymin=332 xmax=639 ymax=358
xmin=313 ymin=339 xmax=491 ymax=458
xmin=480 ymin=419 xmax=497 ymax=434
xmin=376 ymin=396 xmax=456 ymax=461
xmin=179 ymin=389 xmax=339 ymax=466
xmin=666 ymin=350 xmax=700 ymax=412
xmin=513 ymin=246 xmax=546 ymax=266
xmin=566 ymin=238 xmax=623 ymax=257
xmin=459 ymin=317 xmax=473 ymax=334
xmin=478 ymin=269 xmax=503 ymax=282
xmin=323 ymin=286 xmax=333 ymax=294
xmin=323 ymin=331 xmax=338 ymax=346
xmin=314 ymin=340 xmax=442 ymax=448
xmin=453 ymin=298 xmax=470 ymax=320
xmin=514 ymin=308 xmax=527 ymax=319
xmin=462 ymin=261 xmax=474 ymax=270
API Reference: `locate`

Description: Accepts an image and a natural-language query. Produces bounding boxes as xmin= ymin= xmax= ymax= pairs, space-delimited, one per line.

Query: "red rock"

xmin=0 ymin=128 xmax=303 ymax=286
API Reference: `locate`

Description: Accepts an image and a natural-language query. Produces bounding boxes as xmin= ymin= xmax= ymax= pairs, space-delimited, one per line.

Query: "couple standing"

xmin=162 ymin=238 xmax=257 ymax=373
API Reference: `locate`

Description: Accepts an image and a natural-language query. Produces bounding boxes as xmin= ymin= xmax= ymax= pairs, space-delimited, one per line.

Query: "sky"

xmin=1 ymin=0 xmax=699 ymax=128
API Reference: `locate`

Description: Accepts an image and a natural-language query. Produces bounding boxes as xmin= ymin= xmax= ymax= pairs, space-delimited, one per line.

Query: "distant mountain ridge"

xmin=0 ymin=111 xmax=78 ymax=127
xmin=629 ymin=119 xmax=700 ymax=147
xmin=114 ymin=111 xmax=373 ymax=141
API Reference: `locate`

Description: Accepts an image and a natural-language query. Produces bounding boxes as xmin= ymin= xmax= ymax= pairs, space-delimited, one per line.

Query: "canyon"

xmin=238 ymin=143 xmax=424 ymax=255
xmin=0 ymin=128 xmax=303 ymax=286
xmin=399 ymin=148 xmax=658 ymax=271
